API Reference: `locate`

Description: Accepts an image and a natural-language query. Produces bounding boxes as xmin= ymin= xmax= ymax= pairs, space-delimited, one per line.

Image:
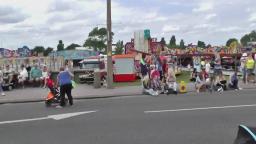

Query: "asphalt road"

xmin=0 ymin=90 xmax=256 ymax=144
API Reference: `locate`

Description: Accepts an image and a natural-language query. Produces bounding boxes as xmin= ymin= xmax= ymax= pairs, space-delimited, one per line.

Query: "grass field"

xmin=176 ymin=71 xmax=191 ymax=83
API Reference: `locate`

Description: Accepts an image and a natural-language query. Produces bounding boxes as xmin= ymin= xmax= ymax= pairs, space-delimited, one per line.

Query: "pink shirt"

xmin=150 ymin=70 xmax=160 ymax=79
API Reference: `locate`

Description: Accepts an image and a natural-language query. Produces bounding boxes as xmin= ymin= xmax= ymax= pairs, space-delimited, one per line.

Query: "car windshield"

xmin=80 ymin=62 xmax=99 ymax=69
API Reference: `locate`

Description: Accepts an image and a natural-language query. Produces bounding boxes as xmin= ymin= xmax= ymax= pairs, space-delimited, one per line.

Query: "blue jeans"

xmin=242 ymin=68 xmax=246 ymax=83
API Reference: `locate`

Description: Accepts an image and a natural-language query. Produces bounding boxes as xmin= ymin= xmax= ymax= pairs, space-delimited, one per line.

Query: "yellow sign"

xmin=179 ymin=81 xmax=187 ymax=93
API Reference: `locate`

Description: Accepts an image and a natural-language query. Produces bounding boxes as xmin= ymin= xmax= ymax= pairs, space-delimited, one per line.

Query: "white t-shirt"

xmin=42 ymin=71 xmax=48 ymax=78
xmin=19 ymin=68 xmax=28 ymax=79
xmin=205 ymin=63 xmax=211 ymax=73
xmin=240 ymin=56 xmax=247 ymax=68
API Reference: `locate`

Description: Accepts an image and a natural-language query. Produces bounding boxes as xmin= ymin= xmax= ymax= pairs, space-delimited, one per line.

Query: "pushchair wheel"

xmin=45 ymin=100 xmax=52 ymax=107
xmin=8 ymin=85 xmax=13 ymax=91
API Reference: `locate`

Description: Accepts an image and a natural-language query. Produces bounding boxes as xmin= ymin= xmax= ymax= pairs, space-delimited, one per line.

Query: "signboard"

xmin=134 ymin=30 xmax=149 ymax=53
xmin=49 ymin=50 xmax=97 ymax=60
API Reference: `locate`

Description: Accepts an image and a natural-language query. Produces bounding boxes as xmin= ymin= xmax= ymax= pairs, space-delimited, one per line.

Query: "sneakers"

xmin=217 ymin=87 xmax=223 ymax=92
xmin=55 ymin=105 xmax=63 ymax=109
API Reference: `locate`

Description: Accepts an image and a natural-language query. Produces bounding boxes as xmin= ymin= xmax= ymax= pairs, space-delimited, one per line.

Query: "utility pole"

xmin=106 ymin=0 xmax=113 ymax=89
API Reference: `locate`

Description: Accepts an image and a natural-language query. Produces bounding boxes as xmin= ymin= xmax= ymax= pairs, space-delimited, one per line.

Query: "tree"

xmin=226 ymin=38 xmax=238 ymax=47
xmin=240 ymin=31 xmax=256 ymax=46
xmin=179 ymin=39 xmax=185 ymax=49
xmin=44 ymin=47 xmax=54 ymax=56
xmin=206 ymin=44 xmax=212 ymax=48
xmin=57 ymin=40 xmax=64 ymax=51
xmin=160 ymin=37 xmax=166 ymax=46
xmin=33 ymin=46 xmax=45 ymax=56
xmin=197 ymin=40 xmax=206 ymax=48
xmin=115 ymin=40 xmax=124 ymax=55
xmin=83 ymin=27 xmax=114 ymax=53
xmin=169 ymin=35 xmax=176 ymax=48
xmin=66 ymin=43 xmax=81 ymax=50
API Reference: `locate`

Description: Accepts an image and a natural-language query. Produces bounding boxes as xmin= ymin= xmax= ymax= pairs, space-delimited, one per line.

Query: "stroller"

xmin=163 ymin=68 xmax=178 ymax=95
xmin=2 ymin=72 xmax=16 ymax=91
xmin=142 ymin=66 xmax=163 ymax=96
xmin=45 ymin=87 xmax=61 ymax=107
xmin=215 ymin=80 xmax=227 ymax=92
xmin=164 ymin=81 xmax=178 ymax=95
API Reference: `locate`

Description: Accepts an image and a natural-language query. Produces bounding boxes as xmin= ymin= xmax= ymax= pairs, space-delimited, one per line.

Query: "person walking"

xmin=0 ymin=67 xmax=5 ymax=96
xmin=240 ymin=53 xmax=248 ymax=84
xmin=56 ymin=67 xmax=74 ymax=107
xmin=245 ymin=53 xmax=255 ymax=84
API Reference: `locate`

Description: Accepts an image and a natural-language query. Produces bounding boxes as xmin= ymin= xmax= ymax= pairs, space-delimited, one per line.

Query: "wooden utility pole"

xmin=106 ymin=0 xmax=113 ymax=89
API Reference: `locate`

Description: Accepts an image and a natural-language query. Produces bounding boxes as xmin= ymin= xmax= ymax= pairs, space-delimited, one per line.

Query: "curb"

xmin=0 ymin=93 xmax=144 ymax=105
xmin=0 ymin=87 xmax=255 ymax=105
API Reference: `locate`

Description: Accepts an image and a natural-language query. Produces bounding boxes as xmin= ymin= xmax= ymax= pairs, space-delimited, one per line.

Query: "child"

xmin=46 ymin=73 xmax=56 ymax=95
xmin=195 ymin=72 xmax=204 ymax=93
xmin=165 ymin=68 xmax=177 ymax=94
xmin=229 ymin=71 xmax=239 ymax=90
xmin=150 ymin=65 xmax=161 ymax=91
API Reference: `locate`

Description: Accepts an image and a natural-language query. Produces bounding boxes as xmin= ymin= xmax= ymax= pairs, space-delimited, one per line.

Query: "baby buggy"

xmin=214 ymin=80 xmax=227 ymax=92
xmin=164 ymin=81 xmax=178 ymax=95
xmin=142 ymin=67 xmax=163 ymax=96
xmin=2 ymin=72 xmax=16 ymax=91
xmin=45 ymin=87 xmax=62 ymax=107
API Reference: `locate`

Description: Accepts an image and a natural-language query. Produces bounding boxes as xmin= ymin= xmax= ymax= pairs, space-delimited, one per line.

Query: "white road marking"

xmin=144 ymin=104 xmax=256 ymax=113
xmin=0 ymin=110 xmax=97 ymax=125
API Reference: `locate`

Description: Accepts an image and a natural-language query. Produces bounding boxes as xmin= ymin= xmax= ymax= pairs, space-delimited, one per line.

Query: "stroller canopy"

xmin=234 ymin=125 xmax=256 ymax=144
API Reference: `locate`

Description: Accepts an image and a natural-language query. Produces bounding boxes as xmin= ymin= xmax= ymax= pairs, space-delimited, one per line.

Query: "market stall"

xmin=113 ymin=54 xmax=136 ymax=82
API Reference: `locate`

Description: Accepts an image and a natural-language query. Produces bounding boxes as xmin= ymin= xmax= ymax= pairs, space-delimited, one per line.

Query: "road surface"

xmin=0 ymin=89 xmax=256 ymax=144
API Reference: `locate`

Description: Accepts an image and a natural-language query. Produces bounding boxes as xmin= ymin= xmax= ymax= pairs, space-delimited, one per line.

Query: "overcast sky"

xmin=0 ymin=0 xmax=256 ymax=49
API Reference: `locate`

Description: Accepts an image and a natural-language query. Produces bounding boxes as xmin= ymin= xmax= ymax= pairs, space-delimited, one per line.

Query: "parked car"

xmin=78 ymin=57 xmax=106 ymax=84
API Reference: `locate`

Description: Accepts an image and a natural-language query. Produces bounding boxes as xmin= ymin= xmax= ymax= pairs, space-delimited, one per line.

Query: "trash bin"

xmin=94 ymin=70 xmax=101 ymax=89
xmin=179 ymin=81 xmax=187 ymax=93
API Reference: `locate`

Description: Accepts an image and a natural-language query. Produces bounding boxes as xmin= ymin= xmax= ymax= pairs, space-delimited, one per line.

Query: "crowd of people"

xmin=140 ymin=53 xmax=178 ymax=96
xmin=0 ymin=64 xmax=58 ymax=95
xmin=140 ymin=52 xmax=256 ymax=95
xmin=0 ymin=62 xmax=74 ymax=108
xmin=191 ymin=52 xmax=256 ymax=93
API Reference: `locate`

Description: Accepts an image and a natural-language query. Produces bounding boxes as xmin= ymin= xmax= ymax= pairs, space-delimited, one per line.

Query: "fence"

xmin=0 ymin=56 xmax=65 ymax=72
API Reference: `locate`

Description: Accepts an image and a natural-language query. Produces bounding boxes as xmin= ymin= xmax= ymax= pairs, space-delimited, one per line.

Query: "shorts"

xmin=247 ymin=69 xmax=254 ymax=75
xmin=214 ymin=69 xmax=222 ymax=76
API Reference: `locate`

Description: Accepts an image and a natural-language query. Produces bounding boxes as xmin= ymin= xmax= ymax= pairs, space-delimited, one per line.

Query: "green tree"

xmin=44 ymin=47 xmax=54 ymax=56
xmin=197 ymin=40 xmax=206 ymax=48
xmin=169 ymin=35 xmax=176 ymax=48
xmin=33 ymin=46 xmax=45 ymax=56
xmin=160 ymin=37 xmax=166 ymax=46
xmin=66 ymin=43 xmax=81 ymax=50
xmin=206 ymin=44 xmax=212 ymax=48
xmin=115 ymin=40 xmax=124 ymax=55
xmin=83 ymin=27 xmax=114 ymax=53
xmin=57 ymin=40 xmax=64 ymax=51
xmin=240 ymin=31 xmax=256 ymax=46
xmin=226 ymin=38 xmax=238 ymax=47
xmin=179 ymin=39 xmax=185 ymax=49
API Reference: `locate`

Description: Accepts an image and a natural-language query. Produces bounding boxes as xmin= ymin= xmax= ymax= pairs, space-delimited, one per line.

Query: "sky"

xmin=0 ymin=0 xmax=256 ymax=49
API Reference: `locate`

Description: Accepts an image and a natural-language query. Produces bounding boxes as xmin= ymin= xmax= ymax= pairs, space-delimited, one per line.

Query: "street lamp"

xmin=106 ymin=0 xmax=113 ymax=89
